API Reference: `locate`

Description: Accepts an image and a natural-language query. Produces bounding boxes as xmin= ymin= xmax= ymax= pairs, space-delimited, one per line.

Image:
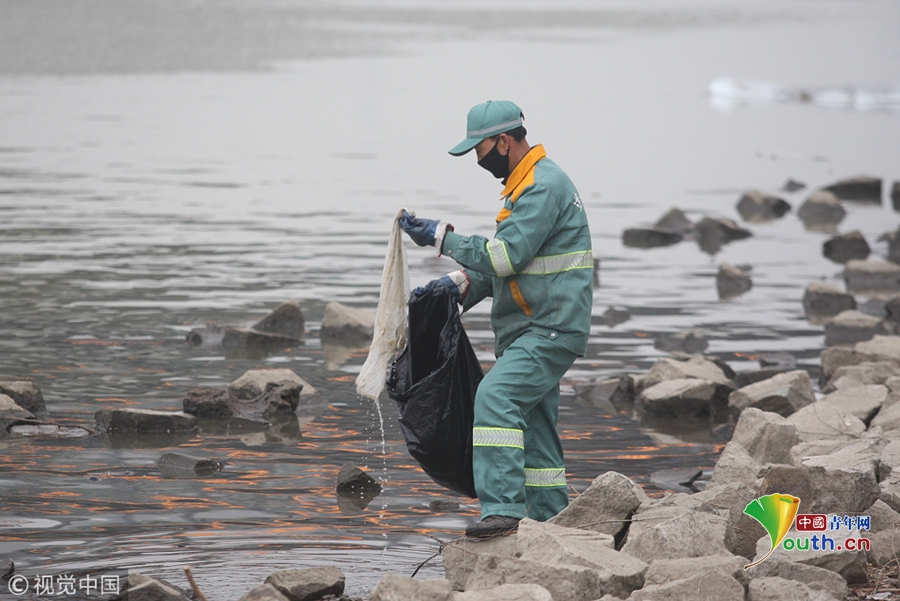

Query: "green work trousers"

xmin=472 ymin=332 xmax=577 ymax=521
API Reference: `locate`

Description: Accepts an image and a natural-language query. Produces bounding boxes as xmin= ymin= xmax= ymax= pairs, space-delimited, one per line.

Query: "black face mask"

xmin=478 ymin=141 xmax=510 ymax=182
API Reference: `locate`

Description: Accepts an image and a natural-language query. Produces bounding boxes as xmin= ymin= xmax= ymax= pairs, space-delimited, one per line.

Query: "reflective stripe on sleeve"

xmin=519 ymin=250 xmax=593 ymax=275
xmin=473 ymin=427 xmax=524 ymax=449
xmin=486 ymin=239 xmax=516 ymax=278
xmin=524 ymin=467 xmax=567 ymax=488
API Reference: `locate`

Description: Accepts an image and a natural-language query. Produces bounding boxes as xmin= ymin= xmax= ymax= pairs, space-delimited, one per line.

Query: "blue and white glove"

xmin=399 ymin=210 xmax=453 ymax=252
xmin=412 ymin=270 xmax=470 ymax=303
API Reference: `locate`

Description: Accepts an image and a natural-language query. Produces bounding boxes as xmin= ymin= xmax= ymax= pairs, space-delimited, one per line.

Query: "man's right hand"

xmin=399 ymin=210 xmax=440 ymax=247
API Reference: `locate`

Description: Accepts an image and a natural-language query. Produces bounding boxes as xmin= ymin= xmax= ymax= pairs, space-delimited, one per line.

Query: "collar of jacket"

xmin=496 ymin=144 xmax=546 ymax=224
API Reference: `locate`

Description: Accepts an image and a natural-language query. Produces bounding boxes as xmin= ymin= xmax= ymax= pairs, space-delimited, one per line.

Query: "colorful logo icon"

xmin=742 ymin=493 xmax=800 ymax=569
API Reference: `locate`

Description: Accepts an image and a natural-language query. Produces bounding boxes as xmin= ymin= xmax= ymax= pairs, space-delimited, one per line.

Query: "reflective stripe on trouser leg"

xmin=523 ymin=380 xmax=568 ymax=521
xmin=524 ymin=467 xmax=566 ymax=487
xmin=473 ymin=334 xmax=577 ymax=520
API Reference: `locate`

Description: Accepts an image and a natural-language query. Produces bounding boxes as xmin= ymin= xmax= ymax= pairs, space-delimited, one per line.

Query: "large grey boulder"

xmin=156 ymin=452 xmax=224 ymax=479
xmin=642 ymin=355 xmax=734 ymax=389
xmin=443 ymin=534 xmax=518 ymax=591
xmin=264 ymin=567 xmax=344 ymax=601
xmin=94 ymin=408 xmax=197 ymax=434
xmin=642 ymin=555 xmax=745 ymax=587
xmin=747 ymin=558 xmax=848 ymax=600
xmin=870 ymin=400 xmax=900 ymax=431
xmin=797 ymin=191 xmax=846 ymax=229
xmin=465 ymin=555 xmax=612 ymax=601
xmin=516 ymin=519 xmax=647 ymax=598
xmin=221 ymin=327 xmax=298 ymax=357
xmin=879 ymin=440 xmax=900 ymax=482
xmin=0 ymin=381 xmax=45 ymax=414
xmin=747 ymin=577 xmax=841 ymax=601
xmin=694 ymin=217 xmax=752 ymax=254
xmin=730 ymin=408 xmax=800 ymax=464
xmin=717 ymin=263 xmax=752 ymax=300
xmin=115 ymin=573 xmax=191 ymax=601
xmin=786 ymin=402 xmax=866 ymax=442
xmin=620 ymin=506 xmax=729 ymax=563
xmin=822 ymin=230 xmax=870 ymax=264
xmin=824 ymin=310 xmax=884 ymax=347
xmin=252 ymin=299 xmax=305 ymax=340
xmin=802 ymin=281 xmax=857 ymax=324
xmin=370 ymin=574 xmax=452 ymax=601
xmin=549 ymin=471 xmax=648 ymax=538
xmin=736 ymin=190 xmax=791 ymax=222
xmin=824 ymin=361 xmax=900 ymax=392
xmin=320 ymin=301 xmax=376 ymax=342
xmin=866 ymin=529 xmax=900 ymax=566
xmin=820 ymin=384 xmax=889 ymax=424
xmin=822 ymin=175 xmax=883 ymax=203
xmin=843 ymin=259 xmax=900 ymax=294
xmin=622 ymin=227 xmax=683 ymax=248
xmin=630 ymin=567 xmax=744 ymax=601
xmin=728 ymin=370 xmax=816 ymax=417
xmin=453 ymin=583 xmax=552 ymax=601
xmin=637 ymin=378 xmax=731 ymax=418
xmin=752 ymin=529 xmax=867 ymax=583
xmin=238 ymin=584 xmax=290 ymax=601
xmin=708 ymin=441 xmax=765 ymax=488
xmin=821 ymin=335 xmax=900 ymax=380
xmin=0 ymin=394 xmax=37 ymax=432
xmin=868 ymin=499 xmax=900 ymax=533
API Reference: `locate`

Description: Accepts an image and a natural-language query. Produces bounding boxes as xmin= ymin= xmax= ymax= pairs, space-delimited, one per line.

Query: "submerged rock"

xmin=156 ymin=452 xmax=224 ymax=479
xmin=797 ymin=191 xmax=846 ymax=230
xmin=95 ymin=408 xmax=197 ymax=434
xmin=600 ymin=306 xmax=631 ymax=327
xmin=655 ymin=207 xmax=693 ymax=236
xmin=252 ymin=299 xmax=305 ymax=340
xmin=822 ymin=175 xmax=883 ymax=203
xmin=782 ymin=178 xmax=807 ymax=193
xmin=337 ymin=462 xmax=381 ymax=493
xmin=843 ymin=259 xmax=900 ymax=294
xmin=622 ymin=227 xmax=683 ymax=248
xmin=0 ymin=381 xmax=45 ymax=415
xmin=717 ymin=263 xmax=752 ymax=300
xmin=320 ymin=301 xmax=376 ymax=342
xmin=694 ymin=217 xmax=753 ymax=254
xmin=0 ymin=394 xmax=37 ymax=433
xmin=654 ymin=330 xmax=708 ymax=354
xmin=264 ymin=567 xmax=345 ymax=601
xmin=222 ymin=327 xmax=298 ymax=358
xmin=736 ymin=190 xmax=791 ymax=222
xmin=824 ymin=310 xmax=885 ymax=346
xmin=802 ymin=281 xmax=857 ymax=324
xmin=823 ymin=230 xmax=871 ymax=264
xmin=1 ymin=558 xmax=13 ymax=582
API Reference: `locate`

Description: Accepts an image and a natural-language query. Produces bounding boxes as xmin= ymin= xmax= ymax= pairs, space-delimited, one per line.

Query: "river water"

xmin=1 ymin=0 xmax=899 ymax=598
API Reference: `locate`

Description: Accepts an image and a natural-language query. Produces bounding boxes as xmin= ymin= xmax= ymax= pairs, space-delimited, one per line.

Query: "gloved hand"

xmin=399 ymin=210 xmax=439 ymax=247
xmin=413 ymin=270 xmax=470 ymax=303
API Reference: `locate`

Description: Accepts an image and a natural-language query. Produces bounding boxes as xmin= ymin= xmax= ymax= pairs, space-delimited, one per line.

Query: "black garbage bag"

xmin=386 ymin=287 xmax=482 ymax=498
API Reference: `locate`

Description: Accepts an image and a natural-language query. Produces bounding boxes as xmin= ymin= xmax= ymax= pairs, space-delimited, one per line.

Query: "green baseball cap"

xmin=448 ymin=100 xmax=524 ymax=156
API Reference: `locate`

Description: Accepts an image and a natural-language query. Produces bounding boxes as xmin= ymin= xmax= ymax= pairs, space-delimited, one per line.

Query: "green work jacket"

xmin=441 ymin=144 xmax=593 ymax=357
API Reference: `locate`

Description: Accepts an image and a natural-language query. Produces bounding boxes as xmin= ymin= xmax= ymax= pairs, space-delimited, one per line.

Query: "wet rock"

xmin=370 ymin=573 xmax=451 ymax=601
xmin=820 ymin=384 xmax=889 ymax=425
xmin=549 ymin=471 xmax=648 ymax=538
xmin=821 ymin=335 xmax=900 ymax=381
xmin=252 ymin=299 xmax=305 ymax=340
xmin=736 ymin=190 xmax=791 ymax=222
xmin=0 ymin=381 xmax=45 ymax=414
xmin=222 ymin=327 xmax=299 ymax=358
xmin=429 ymin=500 xmax=460 ymax=512
xmin=893 ymin=181 xmax=900 ymax=211
xmin=843 ymin=259 xmax=900 ymax=294
xmin=453 ymin=583 xmax=552 ymax=601
xmin=747 ymin=558 xmax=849 ymax=600
xmin=653 ymin=330 xmax=708 ymax=354
xmin=115 ymin=572 xmax=191 ymax=601
xmin=728 ymin=370 xmax=816 ymax=417
xmin=600 ymin=306 xmax=631 ymax=327
xmin=465 ymin=555 xmax=624 ymax=601
xmin=186 ymin=324 xmax=226 ymax=347
xmin=182 ymin=386 xmax=233 ymax=420
xmin=797 ymin=191 xmax=846 ymax=229
xmin=516 ymin=519 xmax=644 ymax=594
xmin=654 ymin=207 xmax=693 ymax=236
xmin=622 ymin=227 xmax=683 ymax=248
xmin=336 ymin=462 xmax=381 ymax=494
xmin=747 ymin=577 xmax=840 ymax=601
xmin=823 ymin=361 xmax=900 ymax=393
xmin=867 ymin=499 xmax=900 ymax=533
xmin=649 ymin=467 xmax=702 ymax=494
xmin=694 ymin=217 xmax=752 ymax=254
xmin=8 ymin=424 xmax=91 ymax=438
xmin=94 ymin=408 xmax=197 ymax=434
xmin=0 ymin=394 xmax=37 ymax=433
xmin=643 ymin=355 xmax=734 ymax=389
xmin=782 ymin=178 xmax=806 ymax=193
xmin=824 ymin=310 xmax=884 ymax=346
xmin=1 ymin=558 xmax=13 ymax=582
xmin=228 ymin=369 xmax=323 ymax=417
xmin=823 ymin=230 xmax=871 ymax=264
xmin=238 ymin=584 xmax=290 ymax=601
xmin=443 ymin=533 xmax=518 ymax=591
xmin=643 ymin=555 xmax=745 ymax=587
xmin=787 ymin=402 xmax=866 ymax=442
xmin=822 ymin=176 xmax=883 ymax=203
xmin=731 ymin=408 xmax=800 ymax=464
xmin=752 ymin=529 xmax=867 ymax=584
xmin=156 ymin=452 xmax=224 ymax=478
xmin=264 ymin=567 xmax=345 ymax=601
xmin=802 ymin=281 xmax=857 ymax=324
xmin=866 ymin=529 xmax=900 ymax=566
xmin=621 ymin=505 xmax=729 ymax=562
xmin=716 ymin=263 xmax=752 ymax=300
xmin=708 ymin=441 xmax=765 ymax=488
xmin=631 ymin=568 xmax=744 ymax=601
xmin=320 ymin=302 xmax=376 ymax=343
xmin=573 ymin=377 xmax=632 ymax=413
xmin=232 ymin=381 xmax=302 ymax=419
xmin=637 ymin=378 xmax=731 ymax=418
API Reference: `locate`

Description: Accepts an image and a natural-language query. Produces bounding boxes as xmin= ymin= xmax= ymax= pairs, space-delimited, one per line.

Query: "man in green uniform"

xmin=399 ymin=100 xmax=593 ymax=538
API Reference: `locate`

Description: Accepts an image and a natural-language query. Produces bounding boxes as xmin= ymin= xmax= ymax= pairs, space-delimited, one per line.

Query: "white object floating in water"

xmin=355 ymin=208 xmax=411 ymax=400
xmin=709 ymin=77 xmax=900 ymax=112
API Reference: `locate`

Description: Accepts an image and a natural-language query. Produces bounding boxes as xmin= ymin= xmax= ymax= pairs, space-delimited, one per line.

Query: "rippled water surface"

xmin=2 ymin=0 xmax=900 ymax=598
